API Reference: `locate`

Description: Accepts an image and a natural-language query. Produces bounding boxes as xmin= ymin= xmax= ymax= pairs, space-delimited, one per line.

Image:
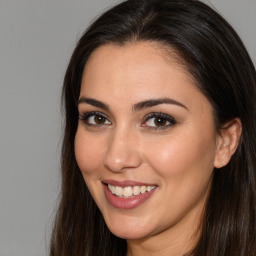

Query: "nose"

xmin=103 ymin=127 xmax=142 ymax=172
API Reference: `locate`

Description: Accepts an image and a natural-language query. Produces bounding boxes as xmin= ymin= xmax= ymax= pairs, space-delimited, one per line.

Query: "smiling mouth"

xmin=102 ymin=181 xmax=158 ymax=209
xmin=107 ymin=184 xmax=156 ymax=198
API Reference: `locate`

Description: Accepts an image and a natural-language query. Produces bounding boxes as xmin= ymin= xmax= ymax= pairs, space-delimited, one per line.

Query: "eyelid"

xmin=78 ymin=111 xmax=176 ymax=130
xmin=79 ymin=111 xmax=111 ymax=126
xmin=142 ymin=112 xmax=176 ymax=129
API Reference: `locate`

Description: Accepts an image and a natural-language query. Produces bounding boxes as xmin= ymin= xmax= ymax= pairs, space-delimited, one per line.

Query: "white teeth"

xmin=115 ymin=186 xmax=123 ymax=196
xmin=141 ymin=186 xmax=146 ymax=193
xmin=123 ymin=187 xmax=133 ymax=197
xmin=133 ymin=186 xmax=141 ymax=195
xmin=108 ymin=184 xmax=156 ymax=198
xmin=146 ymin=186 xmax=152 ymax=192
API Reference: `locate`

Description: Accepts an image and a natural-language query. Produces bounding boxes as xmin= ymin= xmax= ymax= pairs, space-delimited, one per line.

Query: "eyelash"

xmin=142 ymin=112 xmax=176 ymax=130
xmin=79 ymin=111 xmax=110 ymax=127
xmin=78 ymin=111 xmax=176 ymax=130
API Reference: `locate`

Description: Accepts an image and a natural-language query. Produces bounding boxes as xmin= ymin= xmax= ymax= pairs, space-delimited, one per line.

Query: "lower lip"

xmin=103 ymin=184 xmax=157 ymax=209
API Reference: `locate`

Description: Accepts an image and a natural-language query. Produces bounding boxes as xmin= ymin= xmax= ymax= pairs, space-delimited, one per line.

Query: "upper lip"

xmin=102 ymin=179 xmax=157 ymax=187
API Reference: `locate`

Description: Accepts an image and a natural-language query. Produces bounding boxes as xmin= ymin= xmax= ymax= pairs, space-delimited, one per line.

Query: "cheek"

xmin=74 ymin=128 xmax=104 ymax=175
xmin=144 ymin=130 xmax=216 ymax=179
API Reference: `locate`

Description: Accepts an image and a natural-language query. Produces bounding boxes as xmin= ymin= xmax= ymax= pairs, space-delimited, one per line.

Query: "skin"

xmin=74 ymin=42 xmax=240 ymax=256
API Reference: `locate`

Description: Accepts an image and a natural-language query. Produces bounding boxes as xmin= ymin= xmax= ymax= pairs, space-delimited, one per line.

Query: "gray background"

xmin=0 ymin=0 xmax=255 ymax=256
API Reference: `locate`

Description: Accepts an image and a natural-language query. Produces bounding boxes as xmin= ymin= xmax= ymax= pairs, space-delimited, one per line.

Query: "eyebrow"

xmin=78 ymin=97 xmax=188 ymax=111
xmin=78 ymin=97 xmax=109 ymax=110
xmin=133 ymin=98 xmax=188 ymax=111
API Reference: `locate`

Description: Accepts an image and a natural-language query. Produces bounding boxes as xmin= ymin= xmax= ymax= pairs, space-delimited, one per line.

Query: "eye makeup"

xmin=79 ymin=111 xmax=111 ymax=126
xmin=142 ymin=112 xmax=176 ymax=130
xmin=79 ymin=111 xmax=176 ymax=131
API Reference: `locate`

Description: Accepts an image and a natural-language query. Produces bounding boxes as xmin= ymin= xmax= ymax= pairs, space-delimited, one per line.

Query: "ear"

xmin=214 ymin=118 xmax=242 ymax=168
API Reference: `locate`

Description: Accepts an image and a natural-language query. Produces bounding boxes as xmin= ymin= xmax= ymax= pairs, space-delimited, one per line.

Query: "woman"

xmin=50 ymin=0 xmax=256 ymax=255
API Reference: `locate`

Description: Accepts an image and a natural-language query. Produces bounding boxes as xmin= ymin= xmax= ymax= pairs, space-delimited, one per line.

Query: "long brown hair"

xmin=50 ymin=0 xmax=256 ymax=255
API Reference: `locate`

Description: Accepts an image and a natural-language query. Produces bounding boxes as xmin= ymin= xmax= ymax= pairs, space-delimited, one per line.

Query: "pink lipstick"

xmin=102 ymin=180 xmax=157 ymax=209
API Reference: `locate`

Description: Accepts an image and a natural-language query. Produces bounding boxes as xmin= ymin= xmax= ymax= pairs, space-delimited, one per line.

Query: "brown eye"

xmin=154 ymin=117 xmax=167 ymax=127
xmin=94 ymin=115 xmax=106 ymax=124
xmin=143 ymin=113 xmax=176 ymax=130
xmin=79 ymin=112 xmax=111 ymax=126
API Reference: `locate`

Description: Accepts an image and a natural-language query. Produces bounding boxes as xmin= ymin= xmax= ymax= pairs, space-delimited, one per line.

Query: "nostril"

xmin=103 ymin=152 xmax=142 ymax=172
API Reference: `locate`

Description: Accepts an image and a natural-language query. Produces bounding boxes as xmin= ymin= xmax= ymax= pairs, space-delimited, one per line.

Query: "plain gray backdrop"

xmin=0 ymin=1 xmax=255 ymax=256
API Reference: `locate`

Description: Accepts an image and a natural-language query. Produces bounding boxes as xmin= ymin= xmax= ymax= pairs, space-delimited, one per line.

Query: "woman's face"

xmin=75 ymin=42 xmax=221 ymax=242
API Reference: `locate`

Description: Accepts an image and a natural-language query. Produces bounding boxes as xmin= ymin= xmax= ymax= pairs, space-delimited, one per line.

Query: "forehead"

xmin=80 ymin=42 xmax=210 ymax=112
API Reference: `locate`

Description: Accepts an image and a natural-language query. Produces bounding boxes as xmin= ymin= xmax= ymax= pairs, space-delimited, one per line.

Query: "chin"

xmin=109 ymin=228 xmax=148 ymax=240
xmin=104 ymin=217 xmax=154 ymax=240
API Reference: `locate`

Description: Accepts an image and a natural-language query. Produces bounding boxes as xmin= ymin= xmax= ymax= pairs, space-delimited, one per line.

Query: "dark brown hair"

xmin=50 ymin=0 xmax=256 ymax=255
